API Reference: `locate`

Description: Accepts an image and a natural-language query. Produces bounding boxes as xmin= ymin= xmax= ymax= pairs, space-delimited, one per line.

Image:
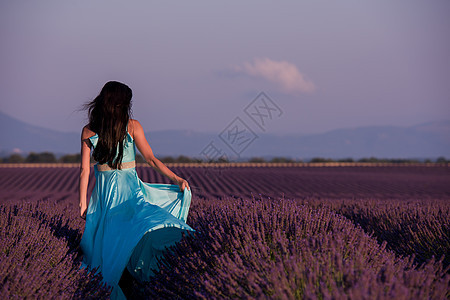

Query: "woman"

xmin=79 ymin=81 xmax=194 ymax=299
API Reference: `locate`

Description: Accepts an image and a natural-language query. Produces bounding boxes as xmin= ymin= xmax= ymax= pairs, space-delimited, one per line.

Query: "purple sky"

xmin=1 ymin=0 xmax=449 ymax=135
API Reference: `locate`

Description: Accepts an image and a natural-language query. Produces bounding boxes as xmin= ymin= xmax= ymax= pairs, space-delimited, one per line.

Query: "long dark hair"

xmin=84 ymin=81 xmax=132 ymax=169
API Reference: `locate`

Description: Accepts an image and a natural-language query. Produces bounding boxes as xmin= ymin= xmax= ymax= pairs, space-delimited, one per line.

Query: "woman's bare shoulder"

xmin=81 ymin=124 xmax=96 ymax=140
xmin=128 ymin=119 xmax=143 ymax=131
xmin=129 ymin=119 xmax=142 ymax=127
xmin=128 ymin=119 xmax=145 ymax=140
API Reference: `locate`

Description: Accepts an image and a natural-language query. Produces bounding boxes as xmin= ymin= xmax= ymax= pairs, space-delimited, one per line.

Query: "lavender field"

xmin=0 ymin=165 xmax=449 ymax=299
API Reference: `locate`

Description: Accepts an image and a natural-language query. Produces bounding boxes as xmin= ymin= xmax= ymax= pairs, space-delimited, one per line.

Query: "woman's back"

xmin=87 ymin=124 xmax=136 ymax=165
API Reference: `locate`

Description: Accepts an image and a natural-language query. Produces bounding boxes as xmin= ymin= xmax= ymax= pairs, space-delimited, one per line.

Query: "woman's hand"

xmin=176 ymin=177 xmax=190 ymax=192
xmin=80 ymin=202 xmax=87 ymax=220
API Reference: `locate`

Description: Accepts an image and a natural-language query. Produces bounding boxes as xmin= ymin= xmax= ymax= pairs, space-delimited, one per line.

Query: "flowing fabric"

xmin=80 ymin=130 xmax=194 ymax=299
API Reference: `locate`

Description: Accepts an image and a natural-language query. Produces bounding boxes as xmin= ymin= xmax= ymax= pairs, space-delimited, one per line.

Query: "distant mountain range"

xmin=1 ymin=111 xmax=449 ymax=160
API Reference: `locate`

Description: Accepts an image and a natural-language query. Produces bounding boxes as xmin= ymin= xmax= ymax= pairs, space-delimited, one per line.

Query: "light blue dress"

xmin=80 ymin=130 xmax=194 ymax=299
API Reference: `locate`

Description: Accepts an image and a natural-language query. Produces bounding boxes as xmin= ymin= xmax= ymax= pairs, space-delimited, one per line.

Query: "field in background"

xmin=0 ymin=165 xmax=449 ymax=298
xmin=2 ymin=163 xmax=449 ymax=201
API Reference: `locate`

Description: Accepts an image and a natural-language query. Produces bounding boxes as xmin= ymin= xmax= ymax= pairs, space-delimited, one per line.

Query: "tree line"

xmin=1 ymin=152 xmax=448 ymax=164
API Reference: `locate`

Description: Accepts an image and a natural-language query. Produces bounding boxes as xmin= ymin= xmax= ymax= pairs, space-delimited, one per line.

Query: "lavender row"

xmin=330 ymin=198 xmax=450 ymax=269
xmin=0 ymin=200 xmax=111 ymax=299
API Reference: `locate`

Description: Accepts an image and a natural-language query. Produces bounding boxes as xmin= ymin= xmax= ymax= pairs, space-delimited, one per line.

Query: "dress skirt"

xmin=80 ymin=165 xmax=193 ymax=299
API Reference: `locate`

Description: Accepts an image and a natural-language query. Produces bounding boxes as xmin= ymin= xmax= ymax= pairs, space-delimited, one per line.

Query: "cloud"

xmin=233 ymin=57 xmax=316 ymax=94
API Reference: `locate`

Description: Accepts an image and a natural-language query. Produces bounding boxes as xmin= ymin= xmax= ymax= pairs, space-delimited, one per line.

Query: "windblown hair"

xmin=84 ymin=81 xmax=132 ymax=169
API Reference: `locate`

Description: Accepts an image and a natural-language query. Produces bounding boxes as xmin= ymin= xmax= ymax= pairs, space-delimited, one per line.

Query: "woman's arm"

xmin=79 ymin=126 xmax=92 ymax=219
xmin=130 ymin=119 xmax=190 ymax=192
